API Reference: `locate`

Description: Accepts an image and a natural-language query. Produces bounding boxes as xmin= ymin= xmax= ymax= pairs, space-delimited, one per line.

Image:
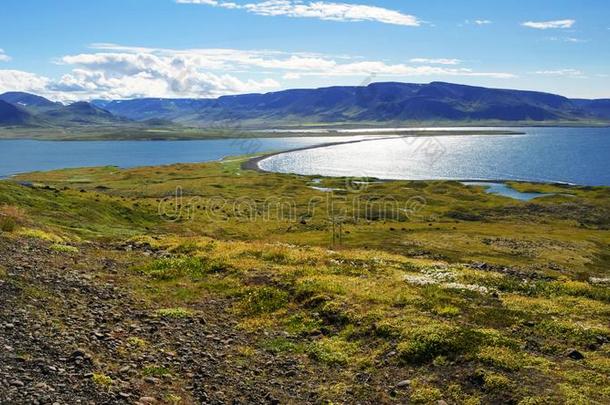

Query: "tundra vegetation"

xmin=0 ymin=156 xmax=608 ymax=404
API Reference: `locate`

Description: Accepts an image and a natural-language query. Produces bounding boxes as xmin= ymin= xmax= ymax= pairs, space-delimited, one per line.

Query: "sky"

xmin=0 ymin=0 xmax=608 ymax=101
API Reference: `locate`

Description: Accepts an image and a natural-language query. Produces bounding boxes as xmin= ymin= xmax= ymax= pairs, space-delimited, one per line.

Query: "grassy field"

xmin=1 ymin=157 xmax=609 ymax=404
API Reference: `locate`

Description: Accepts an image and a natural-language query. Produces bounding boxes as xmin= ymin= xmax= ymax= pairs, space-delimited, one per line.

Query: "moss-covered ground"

xmin=0 ymin=156 xmax=608 ymax=404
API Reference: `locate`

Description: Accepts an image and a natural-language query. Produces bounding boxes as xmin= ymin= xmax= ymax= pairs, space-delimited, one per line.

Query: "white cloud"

xmin=51 ymin=48 xmax=282 ymax=100
xmin=410 ymin=58 xmax=461 ymax=65
xmin=565 ymin=37 xmax=588 ymax=43
xmin=0 ymin=49 xmax=11 ymax=62
xmin=0 ymin=44 xmax=516 ymax=101
xmin=177 ymin=0 xmax=421 ymax=26
xmin=0 ymin=70 xmax=50 ymax=93
xmin=522 ymin=19 xmax=575 ymax=29
xmin=546 ymin=36 xmax=588 ymax=43
xmin=464 ymin=19 xmax=491 ymax=26
xmin=534 ymin=69 xmax=585 ymax=78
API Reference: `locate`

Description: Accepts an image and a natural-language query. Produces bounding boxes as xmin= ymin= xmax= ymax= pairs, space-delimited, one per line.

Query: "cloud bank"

xmin=0 ymin=44 xmax=515 ymax=101
xmin=176 ymin=0 xmax=421 ymax=26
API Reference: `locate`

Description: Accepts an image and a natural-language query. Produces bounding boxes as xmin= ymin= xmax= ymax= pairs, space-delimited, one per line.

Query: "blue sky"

xmin=0 ymin=0 xmax=608 ymax=100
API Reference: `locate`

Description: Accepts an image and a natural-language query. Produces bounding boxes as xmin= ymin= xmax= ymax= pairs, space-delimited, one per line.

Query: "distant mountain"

xmin=0 ymin=92 xmax=129 ymax=127
xmin=39 ymin=101 xmax=127 ymax=125
xmin=93 ymin=82 xmax=610 ymax=126
xmin=0 ymin=92 xmax=59 ymax=110
xmin=571 ymin=99 xmax=610 ymax=120
xmin=2 ymin=82 xmax=609 ymax=129
xmin=0 ymin=100 xmax=34 ymax=125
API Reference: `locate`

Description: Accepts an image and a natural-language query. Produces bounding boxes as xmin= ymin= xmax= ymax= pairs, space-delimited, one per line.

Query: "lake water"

xmin=462 ymin=182 xmax=554 ymax=201
xmin=0 ymin=128 xmax=608 ymax=186
xmin=259 ymin=127 xmax=610 ymax=186
xmin=0 ymin=136 xmax=379 ymax=178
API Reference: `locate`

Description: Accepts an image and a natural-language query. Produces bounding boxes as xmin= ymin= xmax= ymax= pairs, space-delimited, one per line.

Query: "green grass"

xmin=1 ymin=158 xmax=609 ymax=404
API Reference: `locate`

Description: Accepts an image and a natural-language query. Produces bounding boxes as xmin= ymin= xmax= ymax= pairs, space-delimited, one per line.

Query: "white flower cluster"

xmin=404 ymin=267 xmax=492 ymax=295
xmin=444 ymin=282 xmax=490 ymax=294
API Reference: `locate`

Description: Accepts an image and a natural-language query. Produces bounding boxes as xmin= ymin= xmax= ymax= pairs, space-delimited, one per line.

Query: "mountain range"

xmin=1 ymin=82 xmax=609 ymax=128
xmin=0 ymin=91 xmax=127 ymax=127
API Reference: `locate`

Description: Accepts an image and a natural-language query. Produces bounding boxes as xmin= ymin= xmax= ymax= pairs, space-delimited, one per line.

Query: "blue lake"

xmin=259 ymin=127 xmax=610 ymax=186
xmin=0 ymin=127 xmax=609 ymax=186
xmin=0 ymin=136 xmax=375 ymax=178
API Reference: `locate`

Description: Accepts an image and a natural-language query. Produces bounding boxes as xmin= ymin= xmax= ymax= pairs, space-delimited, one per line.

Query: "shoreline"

xmin=242 ymin=135 xmax=579 ymax=187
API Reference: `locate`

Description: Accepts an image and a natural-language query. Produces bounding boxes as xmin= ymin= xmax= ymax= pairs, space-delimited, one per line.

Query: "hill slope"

xmin=39 ymin=101 xmax=128 ymax=126
xmin=0 ymin=100 xmax=35 ymax=126
xmin=0 ymin=92 xmax=130 ymax=127
xmin=96 ymin=82 xmax=610 ymax=126
xmin=0 ymin=91 xmax=59 ymax=110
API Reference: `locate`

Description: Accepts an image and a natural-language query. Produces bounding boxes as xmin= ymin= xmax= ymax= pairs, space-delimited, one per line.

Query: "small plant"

xmin=141 ymin=256 xmax=228 ymax=280
xmin=261 ymin=337 xmax=300 ymax=354
xmin=397 ymin=324 xmax=480 ymax=364
xmin=237 ymin=345 xmax=256 ymax=357
xmin=477 ymin=346 xmax=523 ymax=371
xmin=284 ymin=313 xmax=322 ymax=335
xmin=91 ymin=373 xmax=113 ymax=388
xmin=126 ymin=336 xmax=148 ymax=348
xmin=240 ymin=286 xmax=289 ymax=315
xmin=165 ymin=394 xmax=182 ymax=404
xmin=307 ymin=337 xmax=358 ymax=365
xmin=483 ymin=372 xmax=513 ymax=393
xmin=170 ymin=241 xmax=199 ymax=254
xmin=0 ymin=216 xmax=16 ymax=232
xmin=142 ymin=365 xmax=172 ymax=377
xmin=50 ymin=244 xmax=79 ymax=254
xmin=154 ymin=307 xmax=195 ymax=318
xmin=409 ymin=381 xmax=443 ymax=404
xmin=0 ymin=205 xmax=25 ymax=232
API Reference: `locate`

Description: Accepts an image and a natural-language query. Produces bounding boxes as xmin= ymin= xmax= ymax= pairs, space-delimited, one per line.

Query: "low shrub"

xmin=0 ymin=216 xmax=16 ymax=232
xmin=142 ymin=365 xmax=172 ymax=377
xmin=240 ymin=286 xmax=289 ymax=315
xmin=141 ymin=256 xmax=228 ymax=280
xmin=409 ymin=381 xmax=443 ymax=404
xmin=50 ymin=244 xmax=79 ymax=254
xmin=397 ymin=324 xmax=481 ymax=364
xmin=307 ymin=337 xmax=358 ymax=365
xmin=477 ymin=346 xmax=523 ymax=371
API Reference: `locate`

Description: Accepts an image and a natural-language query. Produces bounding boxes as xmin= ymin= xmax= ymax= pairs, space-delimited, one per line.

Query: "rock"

xmin=10 ymin=379 xmax=25 ymax=387
xmin=438 ymin=401 xmax=448 ymax=405
xmin=69 ymin=349 xmax=88 ymax=359
xmin=395 ymin=380 xmax=411 ymax=388
xmin=565 ymin=349 xmax=584 ymax=360
xmin=139 ymin=397 xmax=157 ymax=404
